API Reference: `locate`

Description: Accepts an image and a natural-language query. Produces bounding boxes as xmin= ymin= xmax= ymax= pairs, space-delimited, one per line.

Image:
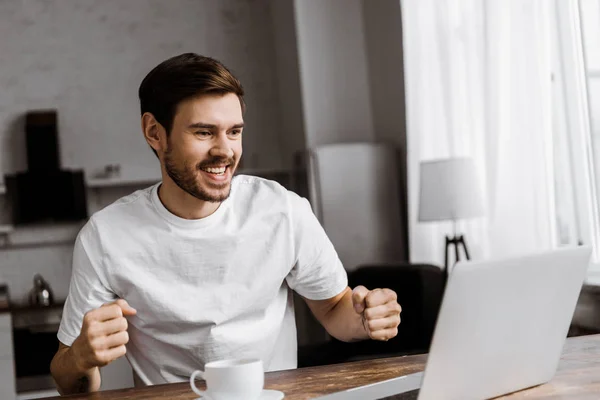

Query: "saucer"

xmin=195 ymin=389 xmax=284 ymax=400
xmin=260 ymin=390 xmax=285 ymax=399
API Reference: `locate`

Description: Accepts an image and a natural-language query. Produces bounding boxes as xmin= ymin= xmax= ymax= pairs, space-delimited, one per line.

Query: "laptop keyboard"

xmin=380 ymin=389 xmax=420 ymax=400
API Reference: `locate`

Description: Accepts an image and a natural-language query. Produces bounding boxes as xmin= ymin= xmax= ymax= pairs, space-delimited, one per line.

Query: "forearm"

xmin=318 ymin=287 xmax=369 ymax=342
xmin=50 ymin=347 xmax=101 ymax=395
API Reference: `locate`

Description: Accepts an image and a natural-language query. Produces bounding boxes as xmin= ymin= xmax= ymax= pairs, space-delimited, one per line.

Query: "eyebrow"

xmin=187 ymin=122 xmax=245 ymax=129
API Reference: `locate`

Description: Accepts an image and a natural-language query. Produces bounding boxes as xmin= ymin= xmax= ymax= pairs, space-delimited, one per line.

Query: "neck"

xmin=157 ymin=175 xmax=221 ymax=220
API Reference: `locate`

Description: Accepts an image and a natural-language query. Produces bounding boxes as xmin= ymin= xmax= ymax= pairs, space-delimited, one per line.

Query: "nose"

xmin=209 ymin=132 xmax=234 ymax=160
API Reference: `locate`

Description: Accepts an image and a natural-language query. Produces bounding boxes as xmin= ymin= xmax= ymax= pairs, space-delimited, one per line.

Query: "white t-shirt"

xmin=57 ymin=175 xmax=347 ymax=385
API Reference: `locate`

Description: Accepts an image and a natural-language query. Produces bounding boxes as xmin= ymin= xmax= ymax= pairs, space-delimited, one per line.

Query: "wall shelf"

xmin=1 ymin=168 xmax=292 ymax=192
xmin=85 ymin=164 xmax=162 ymax=188
xmin=85 ymin=168 xmax=292 ymax=188
xmin=0 ymin=221 xmax=83 ymax=250
xmin=86 ymin=176 xmax=161 ymax=188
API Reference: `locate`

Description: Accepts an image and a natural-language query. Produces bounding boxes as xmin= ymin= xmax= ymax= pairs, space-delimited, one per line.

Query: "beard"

xmin=163 ymin=145 xmax=236 ymax=203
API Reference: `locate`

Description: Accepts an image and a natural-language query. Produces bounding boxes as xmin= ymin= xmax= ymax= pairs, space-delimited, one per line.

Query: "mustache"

xmin=196 ymin=157 xmax=236 ymax=169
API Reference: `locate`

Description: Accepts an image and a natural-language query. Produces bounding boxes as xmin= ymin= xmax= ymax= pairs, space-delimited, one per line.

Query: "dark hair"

xmin=138 ymin=53 xmax=245 ymax=156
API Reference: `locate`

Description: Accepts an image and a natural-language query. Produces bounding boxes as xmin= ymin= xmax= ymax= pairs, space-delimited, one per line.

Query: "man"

xmin=50 ymin=53 xmax=402 ymax=395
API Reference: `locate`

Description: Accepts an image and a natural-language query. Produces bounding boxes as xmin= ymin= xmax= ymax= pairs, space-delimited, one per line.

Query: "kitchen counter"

xmin=9 ymin=302 xmax=64 ymax=312
xmin=10 ymin=302 xmax=64 ymax=330
xmin=0 ymin=282 xmax=65 ymax=314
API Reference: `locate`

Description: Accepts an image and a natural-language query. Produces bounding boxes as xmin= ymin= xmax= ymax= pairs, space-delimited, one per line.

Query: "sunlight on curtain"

xmin=402 ymin=0 xmax=556 ymax=266
xmin=575 ymin=0 xmax=600 ymax=265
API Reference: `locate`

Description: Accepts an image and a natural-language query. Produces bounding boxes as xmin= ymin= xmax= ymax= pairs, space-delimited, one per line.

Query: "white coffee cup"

xmin=190 ymin=358 xmax=264 ymax=400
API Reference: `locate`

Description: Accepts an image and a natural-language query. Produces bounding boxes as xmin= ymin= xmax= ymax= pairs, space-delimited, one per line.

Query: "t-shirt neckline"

xmin=150 ymin=182 xmax=232 ymax=229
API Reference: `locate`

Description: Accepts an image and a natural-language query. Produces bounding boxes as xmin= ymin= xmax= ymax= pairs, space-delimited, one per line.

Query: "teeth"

xmin=202 ymin=166 xmax=226 ymax=174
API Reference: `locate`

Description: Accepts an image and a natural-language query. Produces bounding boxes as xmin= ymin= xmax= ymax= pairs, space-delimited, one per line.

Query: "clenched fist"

xmin=352 ymin=286 xmax=402 ymax=341
xmin=71 ymin=299 xmax=137 ymax=371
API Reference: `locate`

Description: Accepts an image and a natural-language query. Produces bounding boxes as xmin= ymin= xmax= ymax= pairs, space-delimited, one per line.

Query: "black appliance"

xmin=12 ymin=304 xmax=63 ymax=394
xmin=5 ymin=110 xmax=87 ymax=224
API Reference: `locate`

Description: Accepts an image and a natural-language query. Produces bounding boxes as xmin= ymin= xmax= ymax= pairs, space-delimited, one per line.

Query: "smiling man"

xmin=50 ymin=53 xmax=402 ymax=394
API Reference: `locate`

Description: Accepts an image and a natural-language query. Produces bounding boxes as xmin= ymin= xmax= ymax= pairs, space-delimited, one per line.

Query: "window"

xmin=552 ymin=0 xmax=600 ymax=268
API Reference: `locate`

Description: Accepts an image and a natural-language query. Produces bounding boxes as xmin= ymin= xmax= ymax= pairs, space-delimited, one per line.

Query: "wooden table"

xmin=44 ymin=334 xmax=600 ymax=399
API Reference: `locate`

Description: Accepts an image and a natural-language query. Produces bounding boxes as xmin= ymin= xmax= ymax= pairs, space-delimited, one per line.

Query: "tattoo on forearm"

xmin=76 ymin=376 xmax=89 ymax=393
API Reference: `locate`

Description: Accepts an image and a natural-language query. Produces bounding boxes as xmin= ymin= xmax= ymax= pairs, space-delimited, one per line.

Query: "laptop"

xmin=314 ymin=246 xmax=592 ymax=400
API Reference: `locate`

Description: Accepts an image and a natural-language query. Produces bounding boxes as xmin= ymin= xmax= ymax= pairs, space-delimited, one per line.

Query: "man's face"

xmin=162 ymin=93 xmax=243 ymax=202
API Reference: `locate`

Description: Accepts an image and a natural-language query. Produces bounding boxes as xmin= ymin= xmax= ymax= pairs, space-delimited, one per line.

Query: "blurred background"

xmin=1 ymin=0 xmax=600 ymax=398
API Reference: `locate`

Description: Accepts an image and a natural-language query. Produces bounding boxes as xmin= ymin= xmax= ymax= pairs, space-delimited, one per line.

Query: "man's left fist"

xmin=352 ymin=286 xmax=402 ymax=341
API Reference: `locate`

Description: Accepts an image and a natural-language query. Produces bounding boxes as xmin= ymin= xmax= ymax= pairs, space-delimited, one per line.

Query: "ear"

xmin=141 ymin=112 xmax=166 ymax=154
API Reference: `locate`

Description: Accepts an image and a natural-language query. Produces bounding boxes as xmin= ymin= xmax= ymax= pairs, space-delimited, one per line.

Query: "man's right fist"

xmin=71 ymin=299 xmax=137 ymax=371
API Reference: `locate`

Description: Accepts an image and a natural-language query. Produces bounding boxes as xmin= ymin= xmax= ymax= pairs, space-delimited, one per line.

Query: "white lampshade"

xmin=418 ymin=158 xmax=485 ymax=222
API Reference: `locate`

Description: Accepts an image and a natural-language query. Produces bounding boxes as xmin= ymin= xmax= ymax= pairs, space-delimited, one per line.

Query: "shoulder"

xmin=230 ymin=174 xmax=314 ymax=218
xmin=84 ymin=184 xmax=155 ymax=234
xmin=231 ymin=174 xmax=291 ymax=203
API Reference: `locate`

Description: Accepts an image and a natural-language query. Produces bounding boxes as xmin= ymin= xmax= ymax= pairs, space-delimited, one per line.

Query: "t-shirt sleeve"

xmin=57 ymin=220 xmax=117 ymax=346
xmin=285 ymin=192 xmax=348 ymax=300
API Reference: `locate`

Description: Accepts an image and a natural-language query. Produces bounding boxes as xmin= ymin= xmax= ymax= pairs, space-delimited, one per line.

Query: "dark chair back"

xmin=298 ymin=263 xmax=446 ymax=367
xmin=346 ymin=263 xmax=446 ymax=355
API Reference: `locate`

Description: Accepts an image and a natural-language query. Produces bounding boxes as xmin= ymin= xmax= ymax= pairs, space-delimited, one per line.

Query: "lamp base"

xmin=445 ymin=234 xmax=471 ymax=276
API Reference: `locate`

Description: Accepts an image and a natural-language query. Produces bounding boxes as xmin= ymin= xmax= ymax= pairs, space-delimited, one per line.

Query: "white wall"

xmin=362 ymin=0 xmax=407 ymax=149
xmin=362 ymin=0 xmax=409 ymax=258
xmin=269 ymin=0 xmax=307 ymax=169
xmin=270 ymin=0 xmax=401 ymax=162
xmin=0 ymin=0 xmax=283 ymax=180
xmin=294 ymin=0 xmax=375 ymax=147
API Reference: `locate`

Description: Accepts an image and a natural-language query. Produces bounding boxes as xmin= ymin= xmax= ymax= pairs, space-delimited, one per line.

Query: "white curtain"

xmin=401 ymin=0 xmax=557 ymax=266
xmin=553 ymin=0 xmax=600 ymax=260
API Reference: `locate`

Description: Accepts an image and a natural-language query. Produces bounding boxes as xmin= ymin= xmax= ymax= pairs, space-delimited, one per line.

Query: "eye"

xmin=195 ymin=131 xmax=212 ymax=137
xmin=229 ymin=129 xmax=242 ymax=137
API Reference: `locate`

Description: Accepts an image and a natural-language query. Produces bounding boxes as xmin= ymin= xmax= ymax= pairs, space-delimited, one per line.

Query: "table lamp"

xmin=418 ymin=157 xmax=485 ymax=273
